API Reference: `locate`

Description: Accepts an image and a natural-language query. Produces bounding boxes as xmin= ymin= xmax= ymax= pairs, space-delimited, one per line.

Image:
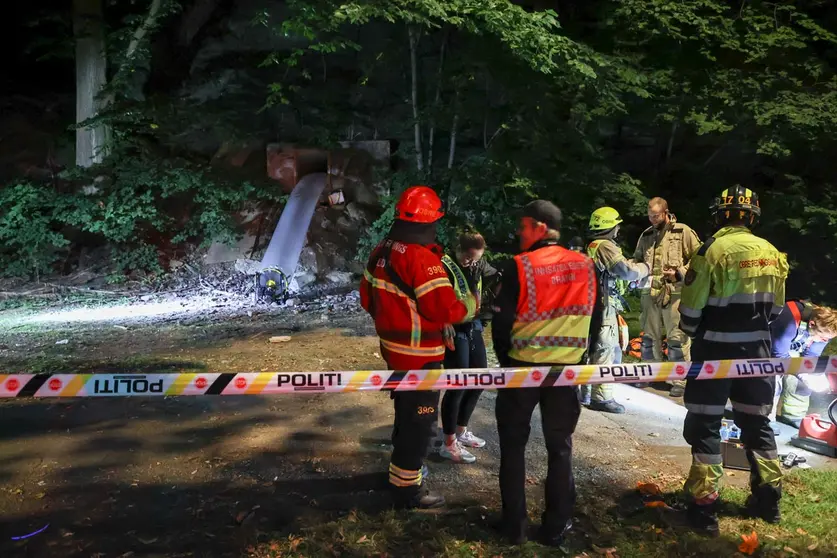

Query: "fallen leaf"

xmin=808 ymin=543 xmax=818 ymax=551
xmin=357 ymin=535 xmax=368 ymax=543
xmin=739 ymin=531 xmax=759 ymax=556
xmin=808 ymin=494 xmax=821 ymax=503
xmin=636 ymin=482 xmax=663 ymax=496
xmin=796 ymin=528 xmax=808 ymax=536
xmin=137 ymin=537 xmax=158 ymax=545
xmin=592 ymin=544 xmax=618 ymax=556
xmin=35 ymin=492 xmax=46 ymax=500
xmin=783 ymin=547 xmax=798 ymax=555
xmin=289 ymin=536 xmax=303 ymax=551
xmin=644 ymin=501 xmax=669 ymax=508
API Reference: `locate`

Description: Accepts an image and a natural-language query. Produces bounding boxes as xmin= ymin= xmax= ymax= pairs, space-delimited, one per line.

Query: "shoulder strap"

xmin=696 ymin=236 xmax=716 ymax=257
xmin=787 ymin=300 xmax=803 ymax=326
xmin=798 ymin=300 xmax=815 ymax=323
xmin=366 ymin=241 xmax=417 ymax=301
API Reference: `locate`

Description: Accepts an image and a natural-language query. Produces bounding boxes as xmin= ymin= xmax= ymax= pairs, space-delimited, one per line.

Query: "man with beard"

xmin=633 ymin=197 xmax=701 ymax=397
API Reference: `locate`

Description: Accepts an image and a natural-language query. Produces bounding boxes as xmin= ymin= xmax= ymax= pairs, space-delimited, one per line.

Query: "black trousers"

xmin=683 ymin=375 xmax=782 ymax=504
xmin=496 ymin=379 xmax=581 ymax=536
xmin=389 ymin=361 xmax=441 ymax=497
xmin=441 ymin=325 xmax=488 ymax=435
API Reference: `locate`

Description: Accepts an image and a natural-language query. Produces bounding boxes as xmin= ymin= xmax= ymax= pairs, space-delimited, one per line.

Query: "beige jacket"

xmin=632 ymin=215 xmax=701 ymax=301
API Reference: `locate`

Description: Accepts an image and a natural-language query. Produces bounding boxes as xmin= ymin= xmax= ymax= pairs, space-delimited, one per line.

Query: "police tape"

xmin=1 ymin=356 xmax=835 ymax=398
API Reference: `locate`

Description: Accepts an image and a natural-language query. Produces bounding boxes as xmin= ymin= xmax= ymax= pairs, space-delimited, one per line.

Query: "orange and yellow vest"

xmin=509 ymin=245 xmax=598 ymax=364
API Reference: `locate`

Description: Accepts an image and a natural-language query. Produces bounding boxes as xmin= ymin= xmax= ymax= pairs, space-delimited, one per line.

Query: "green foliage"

xmin=0 ymin=183 xmax=70 ymax=279
xmin=0 ymin=150 xmax=281 ymax=279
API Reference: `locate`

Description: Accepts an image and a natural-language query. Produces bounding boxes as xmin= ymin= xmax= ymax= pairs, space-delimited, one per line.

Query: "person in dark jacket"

xmin=439 ymin=231 xmax=500 ymax=464
xmin=491 ymin=200 xmax=604 ymax=547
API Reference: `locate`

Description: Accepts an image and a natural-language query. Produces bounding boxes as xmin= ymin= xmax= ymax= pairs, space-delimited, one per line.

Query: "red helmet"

xmin=394 ymin=186 xmax=444 ymax=223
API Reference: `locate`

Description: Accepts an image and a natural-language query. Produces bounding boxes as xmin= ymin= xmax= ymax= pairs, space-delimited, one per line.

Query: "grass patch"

xmin=251 ymin=470 xmax=837 ymax=558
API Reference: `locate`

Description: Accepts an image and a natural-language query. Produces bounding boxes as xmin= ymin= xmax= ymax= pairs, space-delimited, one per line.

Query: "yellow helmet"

xmin=589 ymin=207 xmax=623 ymax=231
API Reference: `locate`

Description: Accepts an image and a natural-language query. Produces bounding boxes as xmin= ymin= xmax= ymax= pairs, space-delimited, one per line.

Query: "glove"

xmin=799 ymin=373 xmax=831 ymax=393
xmin=443 ymin=324 xmax=456 ymax=351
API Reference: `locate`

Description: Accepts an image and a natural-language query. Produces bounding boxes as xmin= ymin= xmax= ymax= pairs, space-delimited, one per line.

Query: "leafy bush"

xmin=0 ymin=150 xmax=283 ymax=279
xmin=0 ymin=182 xmax=70 ymax=279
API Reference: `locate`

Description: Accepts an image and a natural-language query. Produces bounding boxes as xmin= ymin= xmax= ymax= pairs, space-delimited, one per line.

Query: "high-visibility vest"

xmin=442 ymin=255 xmax=470 ymax=300
xmin=442 ymin=254 xmax=482 ymax=301
xmin=509 ymin=244 xmax=597 ymax=364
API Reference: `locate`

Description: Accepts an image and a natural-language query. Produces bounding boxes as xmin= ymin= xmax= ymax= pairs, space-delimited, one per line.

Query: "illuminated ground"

xmin=0 ymin=298 xmax=835 ymax=556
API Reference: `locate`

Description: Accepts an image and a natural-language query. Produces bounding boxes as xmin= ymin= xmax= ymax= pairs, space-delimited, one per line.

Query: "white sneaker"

xmin=457 ymin=429 xmax=486 ymax=448
xmin=439 ymin=441 xmax=476 ymax=464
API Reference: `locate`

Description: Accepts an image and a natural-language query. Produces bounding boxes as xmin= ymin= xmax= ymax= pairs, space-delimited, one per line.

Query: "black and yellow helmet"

xmin=710 ymin=185 xmax=761 ymax=227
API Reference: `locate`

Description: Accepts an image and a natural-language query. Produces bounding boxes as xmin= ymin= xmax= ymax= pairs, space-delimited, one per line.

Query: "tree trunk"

xmin=74 ymin=0 xmax=110 ymax=167
xmin=102 ymin=0 xmax=163 ymax=105
xmin=427 ymin=29 xmax=448 ymax=171
xmin=408 ymin=26 xmax=424 ymax=173
xmin=666 ymin=120 xmax=678 ymax=160
xmin=177 ymin=0 xmax=220 ymax=47
xmin=448 ymin=93 xmax=459 ymax=170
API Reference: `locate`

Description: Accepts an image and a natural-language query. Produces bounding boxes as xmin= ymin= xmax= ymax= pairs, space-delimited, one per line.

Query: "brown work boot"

xmin=392 ymin=484 xmax=445 ymax=510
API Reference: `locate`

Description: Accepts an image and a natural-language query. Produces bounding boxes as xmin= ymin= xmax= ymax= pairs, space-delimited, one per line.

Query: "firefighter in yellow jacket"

xmin=632 ymin=197 xmax=701 ymax=397
xmin=581 ymin=207 xmax=651 ymax=413
xmin=678 ymin=186 xmax=789 ymax=534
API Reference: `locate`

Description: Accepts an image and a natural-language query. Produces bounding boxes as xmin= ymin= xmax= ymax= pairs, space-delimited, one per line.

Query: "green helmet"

xmin=589 ymin=207 xmax=623 ymax=232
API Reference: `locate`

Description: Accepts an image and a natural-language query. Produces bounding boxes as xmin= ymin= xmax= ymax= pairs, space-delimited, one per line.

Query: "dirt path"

xmin=0 ymin=311 xmax=679 ymax=557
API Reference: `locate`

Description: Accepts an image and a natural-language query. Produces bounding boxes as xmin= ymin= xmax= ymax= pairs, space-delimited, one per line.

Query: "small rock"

xmin=647 ymin=432 xmax=660 ymax=437
xmin=269 ymin=336 xmax=292 ymax=343
xmin=285 ymin=298 xmax=299 ymax=307
xmin=325 ymin=271 xmax=353 ymax=285
xmin=234 ymin=258 xmax=262 ymax=275
xmin=55 ymin=339 xmax=69 ymax=345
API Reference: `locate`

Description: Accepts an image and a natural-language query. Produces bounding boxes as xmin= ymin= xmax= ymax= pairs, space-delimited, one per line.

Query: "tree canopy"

xmin=3 ymin=0 xmax=837 ymax=298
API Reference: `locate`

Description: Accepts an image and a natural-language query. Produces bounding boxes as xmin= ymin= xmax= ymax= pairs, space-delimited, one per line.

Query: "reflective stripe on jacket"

xmin=633 ymin=216 xmax=701 ymax=296
xmin=588 ymin=238 xmax=649 ymax=319
xmin=679 ymin=226 xmax=788 ymax=360
xmin=360 ymin=239 xmax=477 ymax=369
xmin=509 ymin=244 xmax=598 ymax=364
xmin=442 ymin=255 xmax=473 ymax=300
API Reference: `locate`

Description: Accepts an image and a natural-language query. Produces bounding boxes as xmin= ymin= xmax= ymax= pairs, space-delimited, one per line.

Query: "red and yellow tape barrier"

xmin=0 ymin=356 xmax=834 ymax=398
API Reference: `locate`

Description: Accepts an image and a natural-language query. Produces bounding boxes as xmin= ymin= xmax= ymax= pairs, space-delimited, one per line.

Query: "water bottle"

xmin=729 ymin=425 xmax=741 ymax=440
xmin=720 ymin=425 xmax=729 ymax=442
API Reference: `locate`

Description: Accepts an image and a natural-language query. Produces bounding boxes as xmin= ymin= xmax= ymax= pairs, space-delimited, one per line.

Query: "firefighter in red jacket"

xmin=360 ymin=186 xmax=478 ymax=509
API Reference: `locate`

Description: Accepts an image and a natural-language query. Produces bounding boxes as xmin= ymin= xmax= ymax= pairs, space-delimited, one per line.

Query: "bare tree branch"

xmin=408 ymin=26 xmax=424 ymax=172
xmin=427 ymin=28 xmax=449 ymax=171
xmin=101 ymin=0 xmax=163 ymax=108
xmin=448 ymin=91 xmax=459 ymax=170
